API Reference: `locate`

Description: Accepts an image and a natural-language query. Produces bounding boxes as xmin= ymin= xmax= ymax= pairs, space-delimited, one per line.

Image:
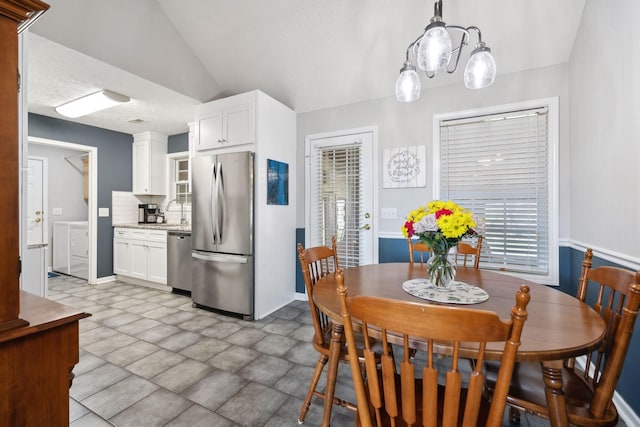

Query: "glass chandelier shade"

xmin=417 ymin=22 xmax=452 ymax=73
xmin=394 ymin=0 xmax=496 ymax=102
xmin=464 ymin=44 xmax=496 ymax=89
xmin=395 ymin=62 xmax=422 ymax=102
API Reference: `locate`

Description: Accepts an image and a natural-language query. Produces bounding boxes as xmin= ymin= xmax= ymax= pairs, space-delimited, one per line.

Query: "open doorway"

xmin=24 ymin=137 xmax=98 ymax=288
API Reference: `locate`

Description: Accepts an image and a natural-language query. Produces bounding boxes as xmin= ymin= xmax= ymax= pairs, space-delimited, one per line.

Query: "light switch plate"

xmin=52 ymin=207 xmax=63 ymax=215
xmin=381 ymin=207 xmax=397 ymax=220
xmin=98 ymin=208 xmax=110 ymax=217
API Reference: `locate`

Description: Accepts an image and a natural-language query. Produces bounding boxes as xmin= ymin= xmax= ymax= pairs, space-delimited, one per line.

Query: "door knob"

xmin=34 ymin=218 xmax=41 ymax=223
xmin=359 ymin=224 xmax=371 ymax=230
xmin=35 ymin=210 xmax=41 ymax=215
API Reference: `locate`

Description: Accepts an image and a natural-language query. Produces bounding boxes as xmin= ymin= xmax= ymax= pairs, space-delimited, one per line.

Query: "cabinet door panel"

xmin=132 ymin=141 xmax=150 ymax=194
xmin=132 ymin=136 xmax=167 ymax=195
xmin=197 ymin=111 xmax=224 ymax=150
xmin=146 ymin=242 xmax=167 ymax=284
xmin=113 ymin=239 xmax=131 ymax=275
xmin=224 ymin=102 xmax=254 ymax=146
xmin=130 ymin=241 xmax=148 ymax=280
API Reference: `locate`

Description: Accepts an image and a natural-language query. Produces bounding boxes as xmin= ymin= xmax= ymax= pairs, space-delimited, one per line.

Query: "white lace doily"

xmin=402 ymin=278 xmax=489 ymax=305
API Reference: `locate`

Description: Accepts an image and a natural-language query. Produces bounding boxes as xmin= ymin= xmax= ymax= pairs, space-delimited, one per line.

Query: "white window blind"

xmin=439 ymin=107 xmax=550 ymax=275
xmin=309 ymin=141 xmax=364 ymax=267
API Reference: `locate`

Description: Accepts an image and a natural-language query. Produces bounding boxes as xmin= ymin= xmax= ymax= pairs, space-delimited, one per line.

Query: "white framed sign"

xmin=382 ymin=145 xmax=426 ymax=188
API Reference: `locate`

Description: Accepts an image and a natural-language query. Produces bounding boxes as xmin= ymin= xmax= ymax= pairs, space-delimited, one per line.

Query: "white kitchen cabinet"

xmin=146 ymin=242 xmax=167 ymax=283
xmin=53 ymin=221 xmax=88 ymax=280
xmin=130 ymin=240 xmax=148 ymax=280
xmin=113 ymin=234 xmax=131 ymax=276
xmin=195 ymin=92 xmax=255 ymax=151
xmin=132 ymin=131 xmax=168 ymax=195
xmin=113 ymin=227 xmax=167 ymax=284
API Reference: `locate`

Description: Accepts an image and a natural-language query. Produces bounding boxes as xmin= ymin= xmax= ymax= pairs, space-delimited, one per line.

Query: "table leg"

xmin=541 ymin=360 xmax=569 ymax=427
xmin=321 ymin=322 xmax=344 ymax=427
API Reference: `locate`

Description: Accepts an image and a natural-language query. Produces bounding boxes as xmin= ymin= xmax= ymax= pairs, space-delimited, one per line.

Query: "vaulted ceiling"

xmin=27 ymin=0 xmax=586 ymax=135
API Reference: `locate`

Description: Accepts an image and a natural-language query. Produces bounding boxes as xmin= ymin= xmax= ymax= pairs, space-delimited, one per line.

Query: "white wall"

xmin=297 ymin=64 xmax=571 ymax=238
xmin=569 ymin=0 xmax=640 ymax=259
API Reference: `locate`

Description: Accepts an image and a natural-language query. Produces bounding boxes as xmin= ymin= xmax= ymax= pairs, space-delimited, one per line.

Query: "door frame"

xmin=24 ymin=136 xmax=98 ymax=284
xmin=304 ymin=126 xmax=379 ymax=264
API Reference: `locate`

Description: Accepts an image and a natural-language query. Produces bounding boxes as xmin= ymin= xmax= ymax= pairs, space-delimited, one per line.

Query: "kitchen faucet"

xmin=165 ymin=198 xmax=187 ymax=225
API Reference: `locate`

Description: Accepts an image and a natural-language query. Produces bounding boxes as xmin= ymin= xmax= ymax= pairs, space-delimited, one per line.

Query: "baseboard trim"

xmin=113 ymin=275 xmax=171 ymax=291
xmin=255 ymin=297 xmax=296 ymax=320
xmin=94 ymin=275 xmax=116 ymax=285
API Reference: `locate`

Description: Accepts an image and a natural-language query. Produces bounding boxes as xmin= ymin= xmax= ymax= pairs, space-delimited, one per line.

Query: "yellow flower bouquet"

xmin=402 ymin=200 xmax=481 ymax=288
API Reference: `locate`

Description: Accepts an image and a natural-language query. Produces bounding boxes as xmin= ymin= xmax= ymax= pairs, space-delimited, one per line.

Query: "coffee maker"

xmin=138 ymin=203 xmax=160 ymax=223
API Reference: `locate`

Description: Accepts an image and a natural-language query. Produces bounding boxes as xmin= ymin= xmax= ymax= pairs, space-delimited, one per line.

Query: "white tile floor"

xmin=48 ymin=275 xmax=627 ymax=427
xmin=51 ymin=275 xmax=352 ymax=427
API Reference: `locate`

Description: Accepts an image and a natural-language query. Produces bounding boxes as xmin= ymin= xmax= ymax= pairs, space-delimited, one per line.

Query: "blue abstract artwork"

xmin=267 ymin=159 xmax=289 ymax=205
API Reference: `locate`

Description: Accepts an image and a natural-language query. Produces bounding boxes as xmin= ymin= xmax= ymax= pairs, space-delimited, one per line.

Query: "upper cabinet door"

xmin=196 ymin=109 xmax=224 ymax=151
xmin=224 ymin=101 xmax=255 ymax=146
xmin=195 ymin=92 xmax=256 ymax=151
xmin=132 ymin=140 xmax=150 ymax=194
xmin=132 ymin=131 xmax=167 ymax=195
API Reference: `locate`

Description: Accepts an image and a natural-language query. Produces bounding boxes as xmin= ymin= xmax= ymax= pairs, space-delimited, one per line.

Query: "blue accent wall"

xmin=29 ymin=114 xmax=133 ymax=278
xmin=295 ymin=228 xmax=305 ymax=293
xmin=295 ymin=231 xmax=640 ymax=415
xmin=379 ymin=238 xmax=412 ymax=263
xmin=168 ymin=132 xmax=189 ymax=153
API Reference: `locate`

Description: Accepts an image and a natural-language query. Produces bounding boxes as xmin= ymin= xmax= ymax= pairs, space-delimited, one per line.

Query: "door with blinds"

xmin=435 ymin=103 xmax=558 ymax=282
xmin=305 ymin=130 xmax=376 ymax=267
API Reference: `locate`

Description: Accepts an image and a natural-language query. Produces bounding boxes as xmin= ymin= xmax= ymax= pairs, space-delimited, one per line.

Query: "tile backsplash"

xmin=111 ymin=191 xmax=191 ymax=225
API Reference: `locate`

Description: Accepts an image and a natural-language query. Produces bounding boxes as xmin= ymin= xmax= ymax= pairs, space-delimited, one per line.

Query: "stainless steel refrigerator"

xmin=191 ymin=151 xmax=254 ymax=320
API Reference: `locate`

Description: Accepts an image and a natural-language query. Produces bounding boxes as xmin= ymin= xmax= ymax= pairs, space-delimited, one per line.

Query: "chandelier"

xmin=395 ymin=0 xmax=497 ymax=102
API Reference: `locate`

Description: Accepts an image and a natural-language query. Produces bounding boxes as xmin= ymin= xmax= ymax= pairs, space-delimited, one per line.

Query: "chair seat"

xmin=485 ymin=361 xmax=619 ymax=427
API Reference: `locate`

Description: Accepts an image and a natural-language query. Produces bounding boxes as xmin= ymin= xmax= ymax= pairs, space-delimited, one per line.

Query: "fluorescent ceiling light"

xmin=55 ymin=90 xmax=130 ymax=118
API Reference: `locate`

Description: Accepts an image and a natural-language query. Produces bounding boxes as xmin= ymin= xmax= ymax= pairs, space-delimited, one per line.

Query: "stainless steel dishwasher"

xmin=167 ymin=230 xmax=192 ymax=292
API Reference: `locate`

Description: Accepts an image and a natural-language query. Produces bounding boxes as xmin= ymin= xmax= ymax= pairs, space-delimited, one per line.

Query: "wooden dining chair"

xmin=486 ymin=248 xmax=640 ymax=426
xmin=455 ymin=236 xmax=483 ymax=269
xmin=407 ymin=238 xmax=432 ymax=264
xmin=337 ymin=268 xmax=531 ymax=427
xmin=296 ymin=236 xmax=357 ymax=424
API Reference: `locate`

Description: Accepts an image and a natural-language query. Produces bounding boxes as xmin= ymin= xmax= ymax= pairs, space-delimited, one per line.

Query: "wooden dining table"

xmin=313 ymin=263 xmax=607 ymax=427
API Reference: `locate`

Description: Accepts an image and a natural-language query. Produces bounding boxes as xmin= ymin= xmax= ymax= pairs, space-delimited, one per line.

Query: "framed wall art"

xmin=267 ymin=159 xmax=289 ymax=205
xmin=382 ymin=145 xmax=426 ymax=188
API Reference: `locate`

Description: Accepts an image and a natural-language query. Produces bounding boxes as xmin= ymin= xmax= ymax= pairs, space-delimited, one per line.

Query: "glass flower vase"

xmin=426 ymin=246 xmax=457 ymax=289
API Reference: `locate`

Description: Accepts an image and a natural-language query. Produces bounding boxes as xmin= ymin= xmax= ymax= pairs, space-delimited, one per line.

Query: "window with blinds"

xmin=174 ymin=157 xmax=191 ymax=204
xmin=438 ymin=106 xmax=552 ymax=276
xmin=309 ymin=142 xmax=364 ymax=268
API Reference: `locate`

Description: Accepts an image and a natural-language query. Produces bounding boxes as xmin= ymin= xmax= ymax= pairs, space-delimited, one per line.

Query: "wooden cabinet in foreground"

xmin=0 ymin=293 xmax=90 ymax=426
xmin=0 ymin=1 xmax=91 ymax=426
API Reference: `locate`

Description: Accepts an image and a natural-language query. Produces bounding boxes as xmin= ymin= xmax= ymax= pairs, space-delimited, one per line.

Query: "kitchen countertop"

xmin=113 ymin=223 xmax=191 ymax=232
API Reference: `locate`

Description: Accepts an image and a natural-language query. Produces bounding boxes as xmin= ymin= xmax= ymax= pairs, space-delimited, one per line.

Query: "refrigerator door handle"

xmin=217 ymin=161 xmax=226 ymax=242
xmin=209 ymin=162 xmax=217 ymax=244
xmin=192 ymin=250 xmax=249 ymax=264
